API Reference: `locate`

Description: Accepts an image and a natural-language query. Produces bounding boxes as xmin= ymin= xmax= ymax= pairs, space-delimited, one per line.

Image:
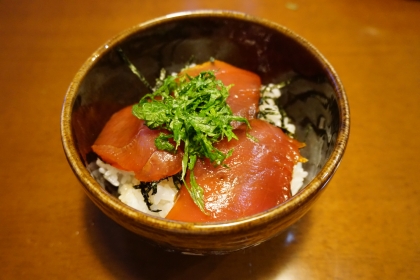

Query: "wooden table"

xmin=1 ymin=0 xmax=419 ymax=279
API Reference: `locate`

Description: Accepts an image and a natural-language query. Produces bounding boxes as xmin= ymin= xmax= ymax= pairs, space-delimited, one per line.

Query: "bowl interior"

xmin=71 ymin=12 xmax=343 ymax=185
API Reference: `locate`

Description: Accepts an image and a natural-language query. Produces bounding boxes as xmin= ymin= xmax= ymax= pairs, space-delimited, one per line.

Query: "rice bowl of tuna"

xmin=61 ymin=10 xmax=349 ymax=254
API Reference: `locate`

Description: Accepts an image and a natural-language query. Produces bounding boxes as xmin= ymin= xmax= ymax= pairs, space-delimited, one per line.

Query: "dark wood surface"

xmin=1 ymin=0 xmax=419 ymax=279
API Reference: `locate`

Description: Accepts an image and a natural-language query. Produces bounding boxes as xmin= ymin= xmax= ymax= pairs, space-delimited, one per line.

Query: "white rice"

xmin=290 ymin=162 xmax=308 ymax=196
xmin=94 ymin=159 xmax=178 ymax=218
xmin=258 ymin=83 xmax=297 ymax=135
xmin=94 ymin=157 xmax=307 ymax=215
xmin=93 ymin=83 xmax=307 ymax=216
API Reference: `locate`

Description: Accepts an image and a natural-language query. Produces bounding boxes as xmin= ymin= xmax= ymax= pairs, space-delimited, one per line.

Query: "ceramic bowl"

xmin=61 ymin=10 xmax=350 ymax=255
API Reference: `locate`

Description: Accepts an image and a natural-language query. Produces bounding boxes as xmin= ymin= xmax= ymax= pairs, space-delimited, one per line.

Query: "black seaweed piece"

xmin=133 ymin=172 xmax=183 ymax=212
xmin=172 ymin=172 xmax=183 ymax=190
xmin=134 ymin=181 xmax=161 ymax=212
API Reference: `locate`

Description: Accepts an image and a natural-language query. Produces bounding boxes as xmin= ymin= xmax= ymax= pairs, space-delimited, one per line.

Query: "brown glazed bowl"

xmin=61 ymin=10 xmax=350 ymax=255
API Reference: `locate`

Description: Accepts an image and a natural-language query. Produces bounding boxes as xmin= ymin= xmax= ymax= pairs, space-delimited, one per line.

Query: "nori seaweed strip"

xmin=134 ymin=181 xmax=161 ymax=213
xmin=172 ymin=172 xmax=183 ymax=190
xmin=116 ymin=47 xmax=154 ymax=91
xmin=133 ymin=172 xmax=183 ymax=212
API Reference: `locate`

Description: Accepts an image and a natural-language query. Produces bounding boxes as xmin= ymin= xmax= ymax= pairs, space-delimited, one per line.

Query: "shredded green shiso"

xmin=132 ymin=70 xmax=249 ymax=213
xmin=116 ymin=49 xmax=297 ymax=214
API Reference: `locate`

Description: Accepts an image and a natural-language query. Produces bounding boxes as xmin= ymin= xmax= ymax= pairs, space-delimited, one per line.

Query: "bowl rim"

xmin=61 ymin=9 xmax=350 ymax=234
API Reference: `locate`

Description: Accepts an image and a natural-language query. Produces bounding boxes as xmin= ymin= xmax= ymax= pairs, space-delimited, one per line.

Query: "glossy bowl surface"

xmin=61 ymin=10 xmax=350 ymax=255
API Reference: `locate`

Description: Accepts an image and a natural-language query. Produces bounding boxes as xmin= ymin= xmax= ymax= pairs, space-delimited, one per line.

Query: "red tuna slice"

xmin=182 ymin=60 xmax=261 ymax=127
xmin=166 ymin=119 xmax=303 ymax=223
xmin=92 ymin=105 xmax=183 ymax=182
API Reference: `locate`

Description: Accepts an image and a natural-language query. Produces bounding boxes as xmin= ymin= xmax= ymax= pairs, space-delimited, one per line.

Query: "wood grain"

xmin=1 ymin=0 xmax=419 ymax=279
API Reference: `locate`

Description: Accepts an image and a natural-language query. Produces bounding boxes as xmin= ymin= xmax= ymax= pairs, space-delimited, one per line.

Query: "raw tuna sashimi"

xmin=166 ymin=119 xmax=303 ymax=223
xmin=92 ymin=105 xmax=183 ymax=182
xmin=182 ymin=60 xmax=261 ymax=127
xmin=92 ymin=61 xmax=261 ymax=183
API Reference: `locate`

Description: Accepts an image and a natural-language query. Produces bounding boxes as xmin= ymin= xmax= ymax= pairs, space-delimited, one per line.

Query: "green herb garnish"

xmin=132 ymin=70 xmax=249 ymax=213
xmin=116 ymin=48 xmax=153 ymax=91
